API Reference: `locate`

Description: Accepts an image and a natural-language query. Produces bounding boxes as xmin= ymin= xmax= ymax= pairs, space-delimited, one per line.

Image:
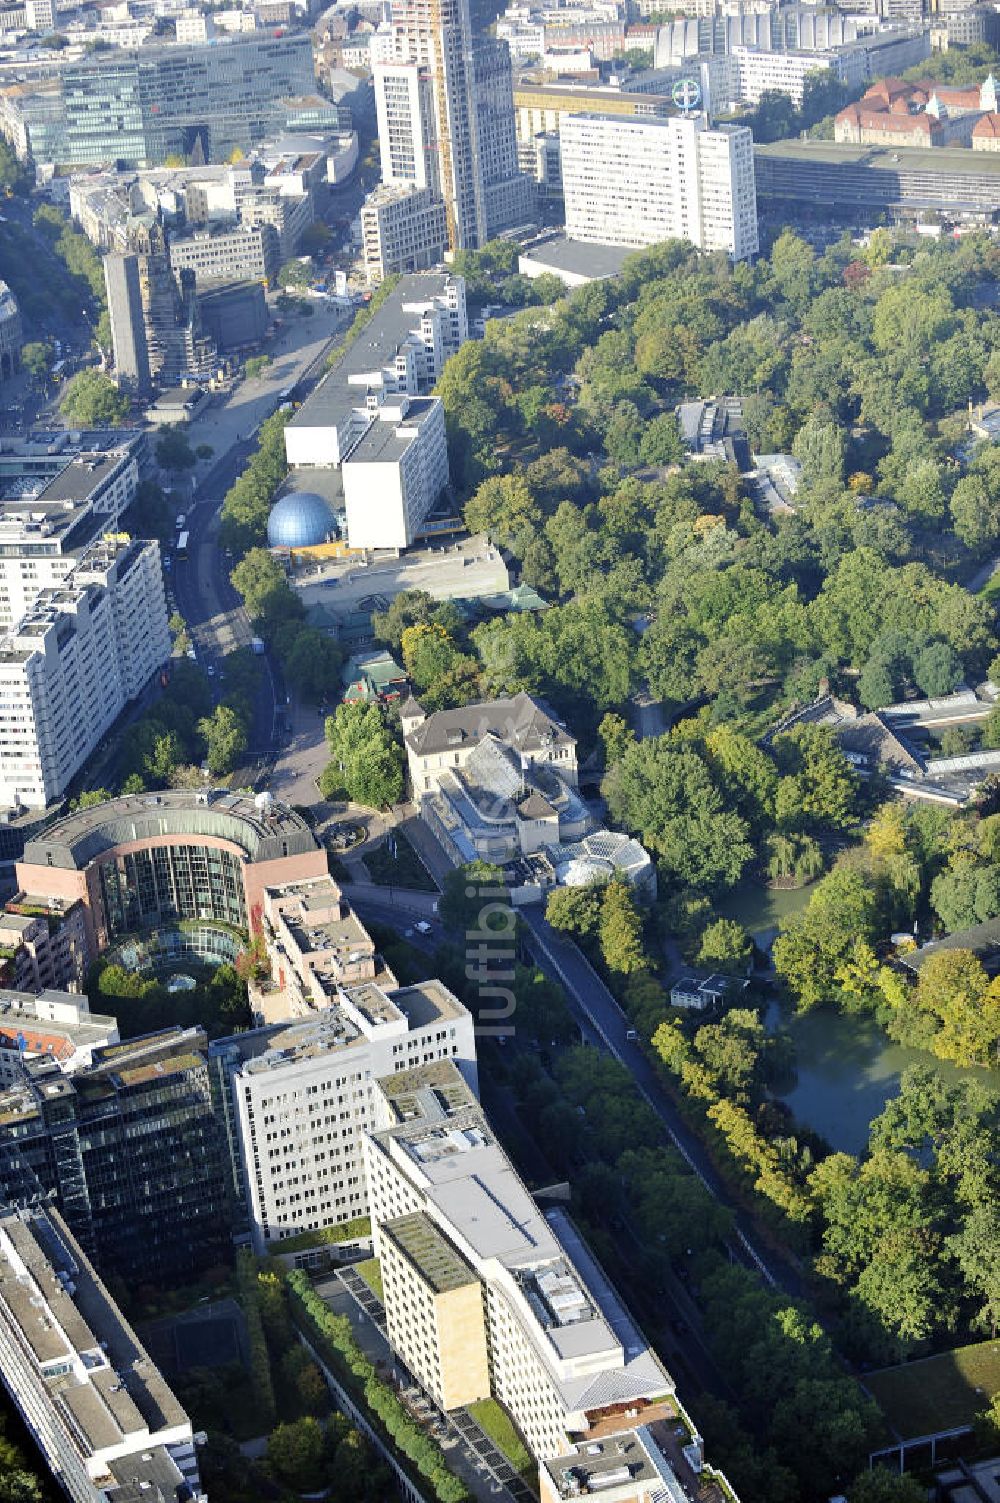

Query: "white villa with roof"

xmin=402 ymin=693 xmax=655 ymax=897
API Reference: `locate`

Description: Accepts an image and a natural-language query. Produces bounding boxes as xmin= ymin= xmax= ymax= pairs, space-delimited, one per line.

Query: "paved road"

xmin=521 ymin=908 xmax=806 ymax=1300
xmin=169 ymin=307 xmax=351 ymax=779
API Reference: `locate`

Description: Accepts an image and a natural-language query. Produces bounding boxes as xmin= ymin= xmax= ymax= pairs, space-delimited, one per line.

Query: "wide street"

xmin=170 ymin=301 xmax=351 ymax=778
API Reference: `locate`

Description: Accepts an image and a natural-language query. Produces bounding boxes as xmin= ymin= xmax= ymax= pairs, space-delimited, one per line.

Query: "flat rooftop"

xmin=541 ymin=1428 xmax=665 ymax=1500
xmin=514 ymin=80 xmax=672 ymax=109
xmin=287 ymin=272 xmax=460 ymax=436
xmin=0 ymin=988 xmax=116 ymax=1060
xmin=0 ymin=1207 xmax=188 ymax=1449
xmin=375 ymin=1104 xmax=671 ymax=1407
xmin=240 ymin=1006 xmax=362 ymax=1071
xmin=382 ymin=1210 xmax=479 ymax=1294
xmin=519 ymin=234 xmax=634 ymax=282
xmin=755 ymin=137 xmax=1000 ymax=175
xmin=345 ymin=397 xmax=440 ymax=463
xmin=20 ymin=789 xmax=318 ymax=871
xmin=390 ymin=978 xmax=465 ymax=1027
xmin=376 ymin=1057 xmax=478 ymax=1124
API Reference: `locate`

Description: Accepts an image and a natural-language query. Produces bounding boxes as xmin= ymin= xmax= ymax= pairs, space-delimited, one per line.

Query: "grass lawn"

xmin=467 ymin=1397 xmax=534 ymax=1478
xmin=269 ymin=1216 xmax=371 ymax=1254
xmin=355 ymin=1257 xmax=383 ymax=1302
xmin=865 ymin=1340 xmax=1000 ymax=1438
xmin=365 ymin=832 xmax=438 ymax=892
xmin=979 ymin=569 xmax=1000 ymax=602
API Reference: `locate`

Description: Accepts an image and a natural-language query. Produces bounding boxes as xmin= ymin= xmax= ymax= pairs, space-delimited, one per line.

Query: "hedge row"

xmin=286 ymin=1270 xmax=469 ymax=1503
xmin=236 ymin=1247 xmax=277 ymax=1430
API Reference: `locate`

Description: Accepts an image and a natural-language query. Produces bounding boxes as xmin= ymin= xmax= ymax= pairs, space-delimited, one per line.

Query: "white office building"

xmin=561 ymin=111 xmax=757 ymax=260
xmin=361 ymin=182 xmax=449 ymax=283
xmin=284 ymin=273 xmax=466 ymax=548
xmin=375 ymin=61 xmax=441 ymax=193
xmin=0 ymin=989 xmax=118 ymax=1089
xmin=0 ymin=433 xmax=143 ymax=635
xmin=215 ymin=938 xmax=477 ymax=1253
xmin=341 ymin=395 xmax=450 ymax=550
xmin=0 ymin=1205 xmax=205 ymax=1503
xmin=0 ymin=538 xmax=170 ymax=811
xmin=364 ymin=1061 xmax=674 ymax=1461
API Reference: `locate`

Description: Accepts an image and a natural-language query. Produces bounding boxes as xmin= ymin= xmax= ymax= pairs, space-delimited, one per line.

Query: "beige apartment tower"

xmin=380 ymin=1211 xmax=491 ymax=1410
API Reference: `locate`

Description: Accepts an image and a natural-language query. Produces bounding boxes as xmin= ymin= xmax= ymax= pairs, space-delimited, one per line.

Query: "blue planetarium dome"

xmin=266 ymin=490 xmax=337 ymax=549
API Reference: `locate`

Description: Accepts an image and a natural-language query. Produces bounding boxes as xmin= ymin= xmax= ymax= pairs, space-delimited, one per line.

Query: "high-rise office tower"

xmin=0 ymin=1028 xmax=229 ymax=1285
xmin=104 ymin=253 xmax=151 ymax=397
xmin=561 ymin=112 xmax=758 ymax=261
xmin=385 ymin=0 xmax=484 ymax=249
xmin=373 ymin=0 xmax=529 ymax=252
xmin=473 ymin=38 xmax=533 ymax=239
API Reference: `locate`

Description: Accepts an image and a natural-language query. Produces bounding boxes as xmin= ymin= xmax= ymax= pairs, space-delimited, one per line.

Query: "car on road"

xmin=414 ymin=920 xmax=432 ymax=935
xmin=206 ymin=665 xmax=216 ymax=677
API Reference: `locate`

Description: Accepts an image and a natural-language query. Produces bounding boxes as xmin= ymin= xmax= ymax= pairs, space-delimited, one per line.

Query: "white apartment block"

xmin=0 ymin=1206 xmax=205 ymax=1503
xmin=284 ymin=273 xmax=466 ymax=547
xmin=375 ymin=62 xmax=440 ymax=192
xmin=286 ymin=273 xmax=467 ymax=468
xmin=219 ymin=973 xmax=477 ymax=1254
xmin=0 ymin=989 xmax=117 ymax=1088
xmin=0 ymin=538 xmax=170 ymax=811
xmin=0 ymin=434 xmax=142 ymax=635
xmin=561 ymin=112 xmax=757 ymax=260
xmin=731 ymin=46 xmax=838 ymax=106
xmin=361 ymin=183 xmax=449 ymax=283
xmin=341 ymin=396 xmax=450 ymax=550
xmin=364 ymin=1063 xmax=674 ymax=1462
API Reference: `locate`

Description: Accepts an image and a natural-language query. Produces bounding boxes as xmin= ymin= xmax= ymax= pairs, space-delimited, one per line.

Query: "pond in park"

xmin=765 ymin=1001 xmax=999 ymax=1156
xmin=718 ymin=879 xmax=999 ymax=1155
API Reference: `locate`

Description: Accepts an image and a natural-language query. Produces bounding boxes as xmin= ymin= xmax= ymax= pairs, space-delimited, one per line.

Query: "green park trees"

xmin=219 ymin=409 xmax=290 ymax=555
xmin=546 ymin=879 xmax=649 ymax=974
xmin=197 ymin=705 xmax=248 ymax=777
xmin=60 ymin=370 xmax=129 ymax=426
xmin=230 ymin=549 xmax=301 ymax=632
xmin=603 ymin=735 xmax=754 ymax=891
xmin=319 ymin=702 xmax=403 ymax=809
xmin=155 ymin=426 xmax=196 ymax=472
xmin=20 ymin=340 xmax=52 ymax=384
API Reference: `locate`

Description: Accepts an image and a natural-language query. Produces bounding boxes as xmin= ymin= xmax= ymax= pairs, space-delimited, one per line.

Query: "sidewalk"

xmin=314 ymin=1273 xmax=530 ymax=1503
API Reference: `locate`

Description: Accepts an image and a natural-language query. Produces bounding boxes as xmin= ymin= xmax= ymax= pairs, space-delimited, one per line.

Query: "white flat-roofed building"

xmin=0 ymin=988 xmax=117 ymax=1087
xmin=364 ymin=1064 xmax=674 ymax=1461
xmin=341 ymin=395 xmax=449 ymax=550
xmin=0 ymin=431 xmax=144 ymax=635
xmin=361 ymin=182 xmax=449 ymax=283
xmin=0 ymin=537 xmax=170 ymax=811
xmin=284 ymin=273 xmax=465 ymax=547
xmin=561 ymin=112 xmax=757 ymax=259
xmin=213 ymin=961 xmax=478 ymax=1254
xmin=0 ymin=1205 xmax=205 ymax=1503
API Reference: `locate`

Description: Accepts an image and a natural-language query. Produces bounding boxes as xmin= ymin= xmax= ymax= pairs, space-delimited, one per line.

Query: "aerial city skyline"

xmin=0 ymin=0 xmax=995 ymax=1499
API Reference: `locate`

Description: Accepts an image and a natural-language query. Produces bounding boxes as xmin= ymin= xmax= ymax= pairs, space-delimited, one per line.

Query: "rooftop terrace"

xmin=382 ymin=1210 xmax=479 ymax=1294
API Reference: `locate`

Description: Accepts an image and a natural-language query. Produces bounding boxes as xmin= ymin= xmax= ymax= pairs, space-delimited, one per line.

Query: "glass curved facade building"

xmin=100 ymin=844 xmax=247 ymax=938
xmin=14 ymin=789 xmax=329 ymax=983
